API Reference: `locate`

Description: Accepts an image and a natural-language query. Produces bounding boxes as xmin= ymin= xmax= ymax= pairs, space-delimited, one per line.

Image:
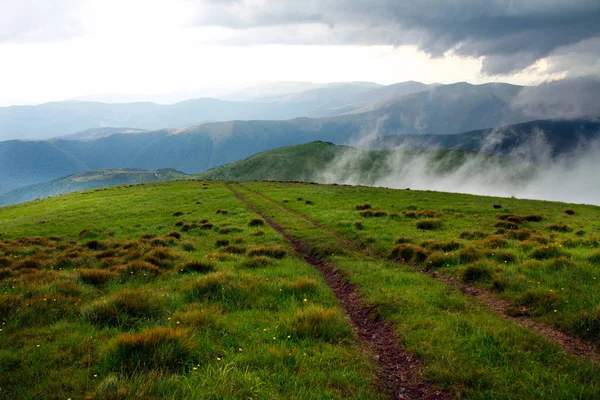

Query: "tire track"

xmin=227 ymin=183 xmax=449 ymax=400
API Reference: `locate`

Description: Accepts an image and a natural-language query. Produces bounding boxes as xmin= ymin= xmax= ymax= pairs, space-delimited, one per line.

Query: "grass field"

xmin=1 ymin=180 xmax=599 ymax=399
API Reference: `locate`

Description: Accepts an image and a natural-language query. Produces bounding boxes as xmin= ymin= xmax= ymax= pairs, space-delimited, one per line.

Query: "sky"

xmin=1 ymin=0 xmax=599 ymax=106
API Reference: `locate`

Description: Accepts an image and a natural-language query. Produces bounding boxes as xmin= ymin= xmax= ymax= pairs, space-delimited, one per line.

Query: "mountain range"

xmin=1 ymin=81 xmax=528 ymax=141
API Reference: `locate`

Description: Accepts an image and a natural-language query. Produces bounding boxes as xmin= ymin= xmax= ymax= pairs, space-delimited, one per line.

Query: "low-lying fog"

xmin=317 ymin=127 xmax=600 ymax=206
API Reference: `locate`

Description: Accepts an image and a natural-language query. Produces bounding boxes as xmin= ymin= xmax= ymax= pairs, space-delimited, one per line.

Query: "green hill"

xmin=197 ymin=141 xmax=527 ymax=183
xmin=0 ymin=180 xmax=599 ymax=399
xmin=0 ymin=168 xmax=188 ymax=206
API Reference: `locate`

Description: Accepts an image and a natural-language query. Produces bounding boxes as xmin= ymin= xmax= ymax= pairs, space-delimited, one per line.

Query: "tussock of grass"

xmin=547 ymin=224 xmax=572 ymax=232
xmin=216 ymin=209 xmax=229 ymax=215
xmin=459 ymin=230 xmax=487 ymax=240
xmin=523 ymin=214 xmax=545 ymax=222
xmin=565 ymin=209 xmax=576 ymax=215
xmin=241 ymin=256 xmax=272 ymax=269
xmin=166 ymin=231 xmax=181 ymax=239
xmin=200 ymin=222 xmax=214 ymax=230
xmin=391 ymin=243 xmax=429 ymax=263
xmin=461 ymin=262 xmax=492 ymax=283
xmin=424 ymin=251 xmax=455 ymax=269
xmin=145 ymin=248 xmax=178 ymax=269
xmin=248 ymin=218 xmax=265 ymax=227
xmin=355 ymin=203 xmax=372 ymax=210
xmin=79 ymin=269 xmax=115 ymax=286
xmin=506 ymin=229 xmax=533 ymax=241
xmin=588 ymin=250 xmax=600 ymax=264
xmin=221 ymin=245 xmax=247 ymax=254
xmin=247 ymin=246 xmax=286 ymax=259
xmin=170 ymin=306 xmax=225 ymax=330
xmin=172 ymin=211 xmax=185 ymax=217
xmin=180 ymin=241 xmax=196 ymax=252
xmin=421 ymin=239 xmax=461 ymax=252
xmin=494 ymin=220 xmax=518 ymax=230
xmin=550 ymin=256 xmax=574 ymax=270
xmin=572 ymin=307 xmax=600 ymax=337
xmin=518 ymin=289 xmax=561 ymax=315
xmin=416 ymin=219 xmax=442 ymax=230
xmin=286 ymin=306 xmax=352 ymax=343
xmin=250 ymin=229 xmax=265 ymax=236
xmin=280 ymin=278 xmax=319 ymax=295
xmin=104 ymin=328 xmax=195 ymax=373
xmin=496 ymin=214 xmax=522 ymax=223
xmin=218 ymin=226 xmax=243 ymax=234
xmin=457 ymin=247 xmax=482 ymax=264
xmin=115 ymin=261 xmax=162 ymax=277
xmin=530 ymin=245 xmax=570 ymax=260
xmin=215 ymin=239 xmax=230 ymax=248
xmin=483 ymin=235 xmax=509 ymax=249
xmin=85 ymin=239 xmax=107 ymax=251
xmin=360 ymin=210 xmax=388 ymax=218
xmin=394 ymin=236 xmax=413 ymax=244
xmin=353 ymin=221 xmax=365 ymax=230
xmin=418 ymin=209 xmax=443 ymax=218
xmin=0 ymin=294 xmax=23 ymax=317
xmin=486 ymin=250 xmax=518 ymax=264
xmin=84 ymin=289 xmax=164 ymax=328
xmin=178 ymin=260 xmax=216 ymax=274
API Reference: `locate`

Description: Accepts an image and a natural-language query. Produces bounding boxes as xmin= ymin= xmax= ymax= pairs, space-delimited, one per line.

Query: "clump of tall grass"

xmin=421 ymin=239 xmax=461 ymax=252
xmin=390 ymin=243 xmax=428 ymax=263
xmin=547 ymin=224 xmax=572 ymax=232
xmin=416 ymin=219 xmax=442 ymax=230
xmin=84 ymin=289 xmax=164 ymax=328
xmin=79 ymin=269 xmax=115 ymax=286
xmin=221 ymin=245 xmax=246 ymax=255
xmin=218 ymin=226 xmax=243 ymax=234
xmin=424 ymin=251 xmax=456 ymax=269
xmin=530 ymin=245 xmax=570 ymax=260
xmin=286 ymin=306 xmax=352 ymax=343
xmin=145 ymin=248 xmax=178 ymax=269
xmin=280 ymin=278 xmax=319 ymax=295
xmin=178 ymin=260 xmax=216 ymax=274
xmin=248 ymin=218 xmax=265 ymax=227
xmin=247 ymin=246 xmax=286 ymax=259
xmin=460 ymin=230 xmax=487 ymax=240
xmin=355 ymin=203 xmax=372 ymax=210
xmin=103 ymin=328 xmax=195 ymax=373
xmin=461 ymin=261 xmax=493 ymax=283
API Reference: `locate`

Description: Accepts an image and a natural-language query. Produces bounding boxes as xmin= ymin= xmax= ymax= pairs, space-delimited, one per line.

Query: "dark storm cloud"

xmin=194 ymin=0 xmax=600 ymax=75
xmin=0 ymin=0 xmax=83 ymax=42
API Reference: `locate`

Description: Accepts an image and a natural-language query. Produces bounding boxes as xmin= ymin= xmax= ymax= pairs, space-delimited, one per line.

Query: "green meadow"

xmin=1 ymin=180 xmax=599 ymax=399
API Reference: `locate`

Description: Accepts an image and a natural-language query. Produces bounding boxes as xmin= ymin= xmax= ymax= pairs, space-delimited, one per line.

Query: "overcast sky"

xmin=1 ymin=0 xmax=599 ymax=106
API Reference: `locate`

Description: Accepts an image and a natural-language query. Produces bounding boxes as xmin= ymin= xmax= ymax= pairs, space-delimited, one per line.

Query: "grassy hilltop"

xmin=0 ymin=180 xmax=599 ymax=399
